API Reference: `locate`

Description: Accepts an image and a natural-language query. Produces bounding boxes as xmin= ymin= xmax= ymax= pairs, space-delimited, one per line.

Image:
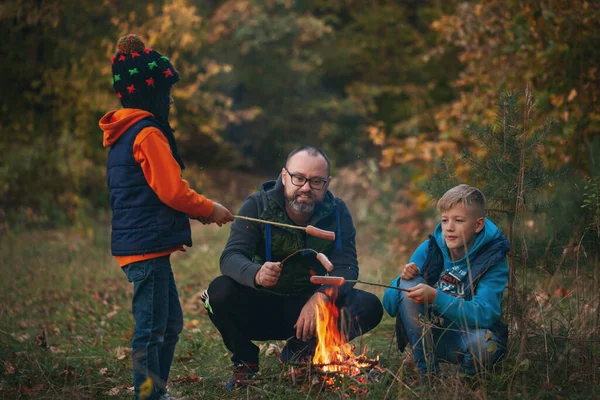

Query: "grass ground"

xmin=0 ymin=217 xmax=598 ymax=399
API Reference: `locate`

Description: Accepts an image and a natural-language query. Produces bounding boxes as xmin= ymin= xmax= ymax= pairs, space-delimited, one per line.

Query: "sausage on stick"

xmin=233 ymin=215 xmax=335 ymax=241
xmin=281 ymin=249 xmax=334 ymax=272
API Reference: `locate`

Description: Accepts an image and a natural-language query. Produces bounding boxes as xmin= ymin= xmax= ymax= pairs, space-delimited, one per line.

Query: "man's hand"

xmin=254 ymin=262 xmax=283 ymax=287
xmin=206 ymin=202 xmax=234 ymax=227
xmin=294 ymin=292 xmax=328 ymax=341
xmin=401 ymin=262 xmax=419 ymax=280
xmin=406 ymin=283 xmax=438 ymax=304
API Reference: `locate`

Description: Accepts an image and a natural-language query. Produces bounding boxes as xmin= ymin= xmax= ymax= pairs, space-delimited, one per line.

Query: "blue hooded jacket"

xmin=383 ymin=218 xmax=509 ymax=329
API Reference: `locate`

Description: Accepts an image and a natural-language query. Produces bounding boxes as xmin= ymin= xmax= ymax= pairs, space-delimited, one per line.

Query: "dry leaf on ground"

xmin=34 ymin=329 xmax=48 ymax=349
xmin=265 ymin=342 xmax=282 ymax=357
xmin=3 ymin=361 xmax=16 ymax=375
xmin=114 ymin=347 xmax=131 ymax=360
xmin=172 ymin=373 xmax=202 ymax=384
xmin=106 ymin=385 xmax=127 ymax=396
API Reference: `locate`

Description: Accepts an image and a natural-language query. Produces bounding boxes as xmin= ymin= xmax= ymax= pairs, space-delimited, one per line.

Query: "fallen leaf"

xmin=265 ymin=342 xmax=282 ymax=357
xmin=485 ymin=330 xmax=493 ymax=342
xmin=49 ymin=346 xmax=66 ymax=354
xmin=569 ymin=372 xmax=584 ymax=382
xmin=106 ymin=386 xmax=122 ymax=396
xmin=567 ymin=88 xmax=577 ymax=102
xmin=3 ymin=361 xmax=16 ymax=375
xmin=99 ymin=367 xmax=108 ymax=376
xmin=553 ymin=287 xmax=571 ymax=298
xmin=22 ymin=384 xmax=45 ymax=395
xmin=172 ymin=373 xmax=202 ymax=384
xmin=106 ymin=310 xmax=118 ymax=319
xmin=518 ymin=358 xmax=530 ymax=371
xmin=34 ymin=329 xmax=48 ymax=349
xmin=549 ymin=94 xmax=564 ymax=108
xmin=534 ymin=290 xmax=550 ymax=304
xmin=114 ymin=347 xmax=131 ymax=361
xmin=487 ymin=342 xmax=498 ymax=355
xmin=12 ymin=333 xmax=30 ymax=342
xmin=59 ymin=365 xmax=76 ymax=380
xmin=184 ymin=319 xmax=200 ymax=329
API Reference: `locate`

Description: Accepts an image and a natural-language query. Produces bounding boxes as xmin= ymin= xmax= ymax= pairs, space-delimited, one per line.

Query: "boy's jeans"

xmin=122 ymin=255 xmax=183 ymax=400
xmin=397 ymin=277 xmax=505 ymax=376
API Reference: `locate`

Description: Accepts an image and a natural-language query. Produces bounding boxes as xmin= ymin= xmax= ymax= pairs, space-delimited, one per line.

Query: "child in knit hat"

xmin=99 ymin=34 xmax=234 ymax=400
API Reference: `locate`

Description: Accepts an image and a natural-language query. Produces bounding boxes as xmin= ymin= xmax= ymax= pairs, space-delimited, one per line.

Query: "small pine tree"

xmin=428 ymin=87 xmax=554 ymax=254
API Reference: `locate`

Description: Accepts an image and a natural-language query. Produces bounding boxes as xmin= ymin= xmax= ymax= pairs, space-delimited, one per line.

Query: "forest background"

xmin=1 ymin=0 xmax=599 ymax=398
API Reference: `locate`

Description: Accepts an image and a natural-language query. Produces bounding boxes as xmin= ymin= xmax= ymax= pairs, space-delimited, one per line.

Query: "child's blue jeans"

xmin=122 ymin=255 xmax=183 ymax=400
xmin=397 ymin=277 xmax=505 ymax=376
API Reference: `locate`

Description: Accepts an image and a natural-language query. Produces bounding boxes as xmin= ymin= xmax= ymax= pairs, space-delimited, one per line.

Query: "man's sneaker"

xmin=279 ymin=338 xmax=316 ymax=363
xmin=225 ymin=362 xmax=259 ymax=391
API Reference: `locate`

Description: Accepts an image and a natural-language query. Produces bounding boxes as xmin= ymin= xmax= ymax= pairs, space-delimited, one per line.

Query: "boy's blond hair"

xmin=437 ymin=184 xmax=486 ymax=217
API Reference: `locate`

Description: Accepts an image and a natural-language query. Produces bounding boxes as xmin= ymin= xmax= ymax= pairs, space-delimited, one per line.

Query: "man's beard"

xmin=285 ymin=190 xmax=319 ymax=214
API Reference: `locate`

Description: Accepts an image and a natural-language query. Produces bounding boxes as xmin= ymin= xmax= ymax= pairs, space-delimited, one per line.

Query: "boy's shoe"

xmin=225 ymin=363 xmax=259 ymax=391
xmin=279 ymin=338 xmax=316 ymax=363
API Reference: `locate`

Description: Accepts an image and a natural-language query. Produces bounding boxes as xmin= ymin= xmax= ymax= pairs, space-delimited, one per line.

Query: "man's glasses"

xmin=284 ymin=167 xmax=328 ymax=190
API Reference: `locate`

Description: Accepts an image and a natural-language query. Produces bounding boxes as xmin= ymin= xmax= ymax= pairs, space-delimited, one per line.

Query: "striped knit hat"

xmin=111 ymin=34 xmax=179 ymax=123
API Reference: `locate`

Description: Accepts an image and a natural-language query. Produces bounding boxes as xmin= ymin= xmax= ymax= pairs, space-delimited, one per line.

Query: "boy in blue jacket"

xmin=383 ymin=184 xmax=509 ymax=383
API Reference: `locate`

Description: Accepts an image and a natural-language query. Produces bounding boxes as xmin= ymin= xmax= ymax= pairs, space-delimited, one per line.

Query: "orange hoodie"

xmin=99 ymin=108 xmax=215 ymax=267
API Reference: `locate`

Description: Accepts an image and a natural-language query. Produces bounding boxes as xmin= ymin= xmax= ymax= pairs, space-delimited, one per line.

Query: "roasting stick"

xmin=233 ymin=215 xmax=336 ymax=241
xmin=310 ymin=275 xmax=408 ymax=292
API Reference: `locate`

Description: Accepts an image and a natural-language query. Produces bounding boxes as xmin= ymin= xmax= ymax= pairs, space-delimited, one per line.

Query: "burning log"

xmin=284 ymin=359 xmax=384 ymax=392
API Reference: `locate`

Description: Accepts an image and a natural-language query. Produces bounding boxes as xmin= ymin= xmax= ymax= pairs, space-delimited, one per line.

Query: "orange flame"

xmin=311 ymin=289 xmax=375 ymax=375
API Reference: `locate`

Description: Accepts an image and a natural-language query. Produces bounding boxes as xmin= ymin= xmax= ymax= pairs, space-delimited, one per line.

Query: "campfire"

xmin=285 ymin=288 xmax=383 ymax=392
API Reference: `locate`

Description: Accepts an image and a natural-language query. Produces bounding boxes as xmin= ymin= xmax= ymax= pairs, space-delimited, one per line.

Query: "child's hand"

xmin=194 ymin=216 xmax=210 ymax=225
xmin=406 ymin=283 xmax=437 ymax=304
xmin=401 ymin=262 xmax=419 ymax=280
xmin=207 ymin=202 xmax=234 ymax=227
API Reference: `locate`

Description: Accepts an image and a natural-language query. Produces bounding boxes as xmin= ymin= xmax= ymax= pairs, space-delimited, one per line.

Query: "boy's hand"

xmin=206 ymin=202 xmax=234 ymax=226
xmin=406 ymin=283 xmax=438 ymax=304
xmin=401 ymin=262 xmax=419 ymax=280
xmin=254 ymin=262 xmax=283 ymax=287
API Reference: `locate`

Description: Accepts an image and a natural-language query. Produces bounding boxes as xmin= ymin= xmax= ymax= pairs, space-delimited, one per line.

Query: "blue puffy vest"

xmin=106 ymin=118 xmax=192 ymax=256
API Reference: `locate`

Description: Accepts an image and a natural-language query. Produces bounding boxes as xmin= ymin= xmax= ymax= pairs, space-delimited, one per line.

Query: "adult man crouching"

xmin=204 ymin=146 xmax=383 ymax=390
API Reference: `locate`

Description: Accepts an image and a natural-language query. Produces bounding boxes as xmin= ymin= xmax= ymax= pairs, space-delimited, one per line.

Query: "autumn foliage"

xmin=1 ymin=0 xmax=597 ymax=229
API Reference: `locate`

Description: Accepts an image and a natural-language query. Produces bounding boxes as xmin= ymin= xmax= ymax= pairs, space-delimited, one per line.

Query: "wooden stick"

xmin=310 ymin=275 xmax=408 ymax=291
xmin=351 ymin=280 xmax=409 ymax=291
xmin=233 ymin=215 xmax=335 ymax=241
